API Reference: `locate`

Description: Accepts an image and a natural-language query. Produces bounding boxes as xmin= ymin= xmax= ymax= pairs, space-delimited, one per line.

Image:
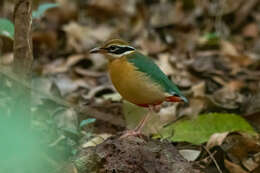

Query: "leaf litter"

xmin=1 ymin=0 xmax=260 ymax=172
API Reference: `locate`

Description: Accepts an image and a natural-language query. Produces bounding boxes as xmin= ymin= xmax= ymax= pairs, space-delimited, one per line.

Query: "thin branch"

xmin=13 ymin=0 xmax=33 ymax=81
xmin=0 ymin=0 xmax=4 ymax=16
xmin=202 ymin=145 xmax=223 ymax=173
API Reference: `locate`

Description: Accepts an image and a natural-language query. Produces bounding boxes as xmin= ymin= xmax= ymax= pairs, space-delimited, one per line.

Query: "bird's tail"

xmin=166 ymin=95 xmax=188 ymax=103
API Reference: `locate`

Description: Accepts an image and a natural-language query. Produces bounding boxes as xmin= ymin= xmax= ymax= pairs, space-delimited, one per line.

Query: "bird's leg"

xmin=134 ymin=108 xmax=152 ymax=133
xmin=120 ymin=106 xmax=154 ymax=138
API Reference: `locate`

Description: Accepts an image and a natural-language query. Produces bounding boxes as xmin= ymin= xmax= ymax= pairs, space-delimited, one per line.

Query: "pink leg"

xmin=134 ymin=112 xmax=151 ymax=132
xmin=120 ymin=106 xmax=154 ymax=138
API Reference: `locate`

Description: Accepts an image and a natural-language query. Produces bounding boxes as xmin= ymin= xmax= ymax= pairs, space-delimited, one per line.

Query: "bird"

xmin=90 ymin=39 xmax=188 ymax=137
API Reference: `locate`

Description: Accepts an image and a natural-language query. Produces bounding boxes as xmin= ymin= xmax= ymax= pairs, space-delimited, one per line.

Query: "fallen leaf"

xmin=63 ymin=22 xmax=113 ymax=52
xmin=53 ymin=74 xmax=89 ymax=96
xmin=149 ymin=1 xmax=184 ymax=27
xmin=242 ymin=23 xmax=259 ymax=38
xmin=43 ymin=54 xmax=87 ymax=74
xmin=223 ymin=133 xmax=260 ymax=164
xmin=81 ymin=133 xmax=112 ymax=148
xmin=221 ymin=40 xmax=253 ymax=67
xmin=54 ymin=108 xmax=79 ymax=139
xmin=87 ymin=0 xmax=137 ymax=17
xmin=158 ymin=113 xmax=256 ymax=145
xmin=178 ymin=98 xmax=205 ymax=117
xmin=209 ymin=85 xmax=244 ymax=110
xmin=136 ymin=32 xmax=167 ymax=54
xmin=221 ymin=40 xmax=239 ymax=57
xmin=224 ymin=159 xmax=248 ymax=173
xmin=242 ymin=156 xmax=259 ymax=172
xmin=179 ymin=149 xmax=201 ymax=161
xmin=157 ymin=53 xmax=174 ymax=75
xmin=206 ymin=132 xmax=229 ymax=149
xmin=0 ymin=53 xmax=13 ymax=65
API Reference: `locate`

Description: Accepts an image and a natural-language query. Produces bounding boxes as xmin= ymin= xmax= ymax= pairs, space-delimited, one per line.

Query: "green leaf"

xmin=202 ymin=32 xmax=219 ymax=40
xmin=157 ymin=113 xmax=256 ymax=145
xmin=80 ymin=118 xmax=96 ymax=128
xmin=32 ymin=3 xmax=59 ymax=19
xmin=0 ymin=18 xmax=14 ymax=40
xmin=199 ymin=32 xmax=220 ymax=47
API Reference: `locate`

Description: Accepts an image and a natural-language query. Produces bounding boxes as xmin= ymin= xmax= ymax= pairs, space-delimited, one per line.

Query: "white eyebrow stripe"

xmin=107 ymin=50 xmax=135 ymax=57
xmin=121 ymin=45 xmax=135 ymax=50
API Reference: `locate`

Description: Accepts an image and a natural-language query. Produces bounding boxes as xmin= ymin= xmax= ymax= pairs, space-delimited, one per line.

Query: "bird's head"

xmin=90 ymin=39 xmax=136 ymax=60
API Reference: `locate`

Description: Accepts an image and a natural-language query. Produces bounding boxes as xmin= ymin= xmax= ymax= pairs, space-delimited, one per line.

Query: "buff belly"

xmin=108 ymin=58 xmax=166 ymax=105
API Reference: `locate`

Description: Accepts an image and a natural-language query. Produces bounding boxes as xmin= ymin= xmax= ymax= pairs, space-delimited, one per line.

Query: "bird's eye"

xmin=108 ymin=45 xmax=118 ymax=52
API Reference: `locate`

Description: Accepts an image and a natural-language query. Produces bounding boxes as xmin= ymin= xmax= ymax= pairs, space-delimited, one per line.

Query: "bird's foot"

xmin=119 ymin=130 xmax=144 ymax=139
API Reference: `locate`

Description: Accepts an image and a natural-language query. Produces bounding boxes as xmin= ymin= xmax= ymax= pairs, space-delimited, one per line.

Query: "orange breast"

xmin=108 ymin=58 xmax=166 ymax=105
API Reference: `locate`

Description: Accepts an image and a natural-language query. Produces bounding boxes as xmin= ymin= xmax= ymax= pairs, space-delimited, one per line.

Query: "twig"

xmin=13 ymin=0 xmax=33 ymax=80
xmin=10 ymin=0 xmax=33 ymax=126
xmin=0 ymin=0 xmax=4 ymax=16
xmin=202 ymin=145 xmax=223 ymax=173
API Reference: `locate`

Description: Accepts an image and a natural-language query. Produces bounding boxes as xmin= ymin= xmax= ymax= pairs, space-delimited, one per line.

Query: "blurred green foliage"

xmin=0 ymin=18 xmax=14 ymax=40
xmin=32 ymin=3 xmax=59 ymax=19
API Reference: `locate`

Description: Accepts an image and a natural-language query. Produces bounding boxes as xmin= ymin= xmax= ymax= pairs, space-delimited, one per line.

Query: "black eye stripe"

xmin=108 ymin=46 xmax=117 ymax=51
xmin=106 ymin=45 xmax=135 ymax=54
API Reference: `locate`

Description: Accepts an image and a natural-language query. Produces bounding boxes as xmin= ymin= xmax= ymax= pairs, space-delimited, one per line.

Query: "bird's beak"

xmin=89 ymin=47 xmax=106 ymax=54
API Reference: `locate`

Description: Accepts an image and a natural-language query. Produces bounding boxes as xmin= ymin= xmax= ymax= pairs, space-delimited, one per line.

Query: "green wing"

xmin=127 ymin=52 xmax=187 ymax=102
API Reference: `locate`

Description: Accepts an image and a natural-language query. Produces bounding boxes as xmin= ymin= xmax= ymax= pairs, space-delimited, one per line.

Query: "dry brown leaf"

xmin=192 ymin=81 xmax=205 ymax=98
xmin=89 ymin=53 xmax=108 ymax=71
xmin=87 ymin=0 xmax=137 ymax=16
xmin=45 ymin=0 xmax=77 ymax=26
xmin=63 ymin=22 xmax=113 ymax=52
xmin=81 ymin=133 xmax=112 ymax=148
xmin=136 ymin=33 xmax=167 ymax=54
xmin=158 ymin=104 xmax=178 ymax=124
xmin=178 ymin=82 xmax=206 ymax=117
xmin=206 ymin=0 xmax=244 ymax=16
xmin=42 ymin=58 xmax=67 ymax=74
xmin=179 ymin=149 xmax=201 ymax=161
xmin=221 ymin=40 xmax=240 ymax=57
xmin=149 ymin=1 xmax=184 ymax=27
xmin=227 ymin=80 xmax=245 ymax=91
xmin=43 ymin=54 xmax=86 ymax=74
xmin=32 ymin=31 xmax=57 ymax=50
xmin=223 ymin=133 xmax=260 ymax=164
xmin=179 ymin=98 xmax=205 ymax=117
xmin=53 ymin=74 xmax=90 ymax=96
xmin=0 ymin=53 xmax=13 ymax=65
xmin=242 ymin=156 xmax=259 ymax=172
xmin=157 ymin=53 xmax=174 ymax=75
xmin=242 ymin=23 xmax=259 ymax=38
xmin=210 ymin=86 xmax=242 ymax=110
xmin=206 ymin=132 xmax=229 ymax=149
xmin=54 ymin=108 xmax=78 ymax=133
xmin=221 ymin=40 xmax=253 ymax=67
xmin=224 ymin=159 xmax=248 ymax=173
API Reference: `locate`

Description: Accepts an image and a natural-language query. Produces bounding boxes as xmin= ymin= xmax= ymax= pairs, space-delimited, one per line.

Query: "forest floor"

xmin=0 ymin=0 xmax=260 ymax=173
